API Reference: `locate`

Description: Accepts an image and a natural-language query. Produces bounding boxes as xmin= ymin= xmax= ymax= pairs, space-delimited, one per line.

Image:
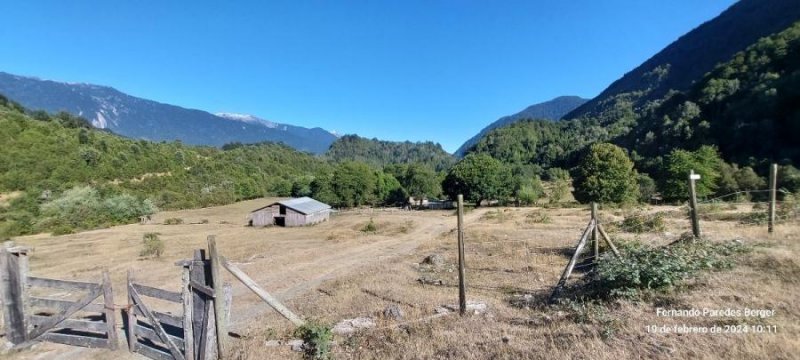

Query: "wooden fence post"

xmin=101 ymin=270 xmax=118 ymax=350
xmin=1 ymin=241 xmax=28 ymax=344
xmin=769 ymin=163 xmax=778 ymax=233
xmin=456 ymin=195 xmax=466 ymax=316
xmin=688 ymin=170 xmax=701 ymax=239
xmin=208 ymin=236 xmax=226 ymax=359
xmin=591 ymin=203 xmax=598 ymax=259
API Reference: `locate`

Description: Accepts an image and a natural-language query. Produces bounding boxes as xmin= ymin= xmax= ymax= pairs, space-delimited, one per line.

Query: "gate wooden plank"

xmin=135 ymin=323 xmax=185 ymax=350
xmin=191 ymin=250 xmax=208 ymax=359
xmin=127 ymin=270 xmax=137 ymax=353
xmin=129 ymin=285 xmax=186 ymax=360
xmin=40 ymin=333 xmax=109 ymax=348
xmin=135 ymin=343 xmax=175 ymax=360
xmin=29 ymin=315 xmax=107 ymax=332
xmin=133 ymin=306 xmax=183 ymax=328
xmin=28 ymin=276 xmax=101 ymax=292
xmin=29 ymin=297 xmax=104 ymax=313
xmin=181 ymin=265 xmax=194 ymax=360
xmin=26 ymin=286 xmax=103 ymax=340
xmin=132 ymin=283 xmax=183 ymax=303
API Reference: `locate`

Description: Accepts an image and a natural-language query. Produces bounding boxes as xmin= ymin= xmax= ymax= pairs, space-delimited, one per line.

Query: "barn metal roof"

xmin=252 ymin=197 xmax=331 ymax=215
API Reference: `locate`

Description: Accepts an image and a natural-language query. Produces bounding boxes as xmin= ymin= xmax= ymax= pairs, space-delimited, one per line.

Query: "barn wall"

xmin=250 ymin=205 xmax=280 ymax=226
xmin=304 ymin=210 xmax=330 ymax=225
xmin=285 ymin=208 xmax=306 ymax=227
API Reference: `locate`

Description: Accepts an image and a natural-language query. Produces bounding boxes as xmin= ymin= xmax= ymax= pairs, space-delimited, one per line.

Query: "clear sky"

xmin=0 ymin=0 xmax=736 ymax=153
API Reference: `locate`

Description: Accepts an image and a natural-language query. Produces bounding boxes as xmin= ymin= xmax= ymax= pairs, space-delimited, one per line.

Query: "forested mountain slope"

xmin=565 ymin=0 xmax=800 ymax=120
xmin=454 ymin=96 xmax=587 ymax=157
xmin=326 ymin=134 xmax=455 ymax=171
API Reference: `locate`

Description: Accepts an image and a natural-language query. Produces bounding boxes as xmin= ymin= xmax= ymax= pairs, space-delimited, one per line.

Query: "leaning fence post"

xmin=456 ymin=195 xmax=466 ymax=316
xmin=688 ymin=170 xmax=701 ymax=239
xmin=208 ymin=236 xmax=227 ymax=359
xmin=591 ymin=203 xmax=599 ymax=259
xmin=768 ymin=163 xmax=778 ymax=233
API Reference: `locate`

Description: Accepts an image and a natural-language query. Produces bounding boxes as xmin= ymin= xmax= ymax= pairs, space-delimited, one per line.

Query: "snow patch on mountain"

xmin=216 ymin=112 xmax=279 ymax=129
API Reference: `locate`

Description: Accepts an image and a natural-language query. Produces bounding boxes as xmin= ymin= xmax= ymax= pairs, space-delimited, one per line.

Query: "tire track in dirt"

xmin=227 ymin=209 xmax=485 ymax=329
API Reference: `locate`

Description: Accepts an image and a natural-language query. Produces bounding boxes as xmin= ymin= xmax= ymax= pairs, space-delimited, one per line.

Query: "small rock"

xmin=434 ymin=306 xmax=451 ymax=314
xmin=382 ymin=304 xmax=404 ymax=320
xmin=333 ymin=317 xmax=376 ymax=335
xmin=422 ymin=254 xmax=445 ymax=266
xmin=502 ymin=335 xmax=512 ymax=344
xmin=287 ymin=339 xmax=305 ymax=352
xmin=442 ymin=301 xmax=489 ymax=314
xmin=264 ymin=340 xmax=281 ymax=347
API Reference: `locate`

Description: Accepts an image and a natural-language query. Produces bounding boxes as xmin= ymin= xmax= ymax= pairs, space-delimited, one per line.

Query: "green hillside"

xmin=0 ymin=97 xmax=335 ymax=236
xmin=465 ymin=21 xmax=800 ymax=200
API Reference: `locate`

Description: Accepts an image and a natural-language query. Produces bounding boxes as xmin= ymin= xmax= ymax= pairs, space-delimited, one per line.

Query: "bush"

xmin=163 ymin=218 xmax=184 ymax=225
xmin=361 ymin=218 xmax=377 ymax=233
xmin=524 ymin=211 xmax=551 ymax=224
xmin=593 ymin=239 xmax=749 ymax=298
xmin=140 ymin=233 xmax=164 ymax=258
xmin=294 ymin=321 xmax=333 ymax=360
xmin=618 ymin=212 xmax=666 ymax=233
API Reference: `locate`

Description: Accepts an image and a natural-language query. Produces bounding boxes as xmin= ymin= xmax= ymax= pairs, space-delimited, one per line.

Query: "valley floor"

xmin=3 ymin=199 xmax=799 ymax=359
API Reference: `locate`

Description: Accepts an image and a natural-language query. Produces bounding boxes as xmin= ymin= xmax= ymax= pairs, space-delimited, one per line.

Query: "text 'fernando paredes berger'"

xmin=656 ymin=307 xmax=775 ymax=318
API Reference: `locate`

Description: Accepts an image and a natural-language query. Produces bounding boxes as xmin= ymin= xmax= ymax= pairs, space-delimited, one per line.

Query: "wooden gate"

xmin=0 ymin=243 xmax=117 ymax=350
xmin=128 ymin=248 xmax=224 ymax=360
xmin=127 ymin=270 xmax=187 ymax=360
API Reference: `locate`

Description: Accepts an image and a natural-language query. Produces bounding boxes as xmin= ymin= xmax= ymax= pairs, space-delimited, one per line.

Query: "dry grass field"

xmin=3 ymin=199 xmax=799 ymax=359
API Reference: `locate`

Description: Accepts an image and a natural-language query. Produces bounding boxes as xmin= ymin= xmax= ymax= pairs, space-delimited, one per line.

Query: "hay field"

xmin=4 ymin=200 xmax=799 ymax=359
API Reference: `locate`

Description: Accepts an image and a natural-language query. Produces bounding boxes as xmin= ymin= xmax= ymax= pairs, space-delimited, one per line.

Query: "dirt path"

xmin=225 ymin=208 xmax=484 ymax=328
xmin=8 ymin=199 xmax=488 ymax=358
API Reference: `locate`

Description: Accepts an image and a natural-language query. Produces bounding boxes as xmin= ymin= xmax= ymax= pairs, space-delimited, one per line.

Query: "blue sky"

xmin=0 ymin=1 xmax=736 ymax=153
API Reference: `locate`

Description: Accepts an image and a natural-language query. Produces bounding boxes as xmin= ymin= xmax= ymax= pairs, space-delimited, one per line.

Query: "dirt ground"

xmin=2 ymin=199 xmax=799 ymax=359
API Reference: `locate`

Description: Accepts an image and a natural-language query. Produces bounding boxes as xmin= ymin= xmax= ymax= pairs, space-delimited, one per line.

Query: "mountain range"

xmin=0 ymin=72 xmax=338 ymax=154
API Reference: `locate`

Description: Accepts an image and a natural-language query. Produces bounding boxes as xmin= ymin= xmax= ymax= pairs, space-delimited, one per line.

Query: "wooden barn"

xmin=248 ymin=197 xmax=331 ymax=227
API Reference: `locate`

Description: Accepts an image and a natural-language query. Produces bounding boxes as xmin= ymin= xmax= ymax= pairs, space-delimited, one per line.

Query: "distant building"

xmin=407 ymin=196 xmax=455 ymax=210
xmin=248 ymin=197 xmax=331 ymax=227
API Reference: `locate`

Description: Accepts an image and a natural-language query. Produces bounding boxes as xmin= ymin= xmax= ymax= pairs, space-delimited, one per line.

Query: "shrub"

xmin=294 ymin=321 xmax=333 ymax=360
xmin=592 ymin=239 xmax=749 ymax=298
xmin=618 ymin=212 xmax=666 ymax=233
xmin=163 ymin=218 xmax=184 ymax=225
xmin=547 ymin=179 xmax=570 ymax=204
xmin=140 ymin=233 xmax=164 ymax=258
xmin=361 ymin=218 xmax=377 ymax=233
xmin=524 ymin=211 xmax=551 ymax=224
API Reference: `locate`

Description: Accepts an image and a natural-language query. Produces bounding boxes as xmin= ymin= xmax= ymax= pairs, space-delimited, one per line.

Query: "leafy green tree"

xmin=661 ymin=146 xmax=722 ymax=200
xmin=331 ymin=162 xmax=376 ymax=207
xmin=401 ymin=163 xmax=441 ymax=205
xmin=374 ymin=172 xmax=406 ymax=205
xmin=734 ymin=166 xmax=766 ymax=191
xmin=637 ymin=173 xmax=657 ymax=203
xmin=514 ymin=176 xmax=544 ymax=206
xmin=573 ymin=143 xmax=640 ymax=204
xmin=442 ymin=154 xmax=512 ymax=206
